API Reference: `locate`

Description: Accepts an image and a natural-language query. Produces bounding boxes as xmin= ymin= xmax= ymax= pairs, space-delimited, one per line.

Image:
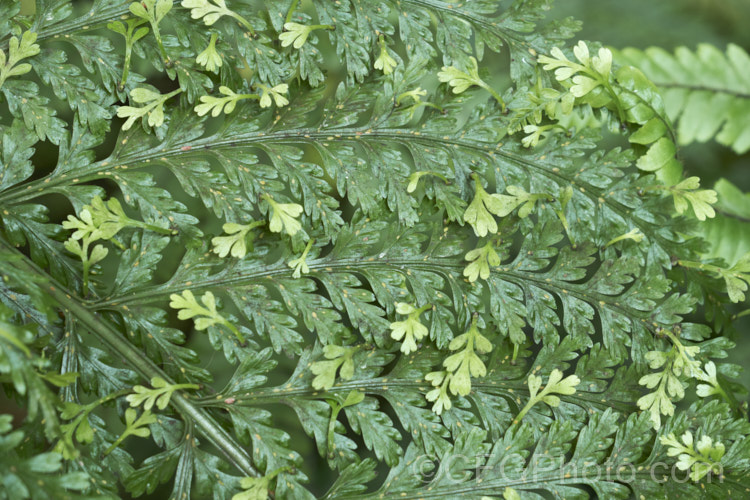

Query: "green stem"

xmin=81 ymin=240 xmax=91 ymax=297
xmin=120 ymin=42 xmax=133 ymax=92
xmin=223 ymin=319 xmax=245 ymax=345
xmin=149 ymin=20 xmax=170 ymax=68
xmin=0 ymin=239 xmax=259 ymax=478
xmin=285 ymin=0 xmax=301 ymax=24
xmin=326 ymin=404 xmax=341 ymax=458
xmin=675 ymin=259 xmax=721 ymax=273
xmin=479 ymin=82 xmax=506 ymax=113
xmin=308 ymin=24 xmax=335 ymax=31
xmin=134 ymin=220 xmax=178 ymax=236
xmin=231 ymin=12 xmax=255 ymax=35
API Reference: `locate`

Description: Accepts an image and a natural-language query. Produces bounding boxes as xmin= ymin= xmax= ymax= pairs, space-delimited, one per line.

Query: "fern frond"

xmin=616 ymin=43 xmax=750 ymax=153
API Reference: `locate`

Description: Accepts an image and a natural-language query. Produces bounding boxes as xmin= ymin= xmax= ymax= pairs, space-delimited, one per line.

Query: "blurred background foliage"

xmin=6 ymin=0 xmax=750 ymax=497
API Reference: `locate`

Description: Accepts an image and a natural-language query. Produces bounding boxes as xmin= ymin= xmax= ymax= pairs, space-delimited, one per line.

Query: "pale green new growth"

xmin=604 ymin=228 xmax=645 ymax=248
xmin=232 ymin=467 xmax=291 ymax=500
xmin=696 ymin=361 xmax=730 ymax=401
xmin=311 ymin=345 xmax=360 ymax=390
xmin=538 ymin=41 xmax=613 ymax=98
xmin=396 ymin=87 xmax=444 ymax=117
xmin=126 ymin=377 xmax=200 ymax=411
xmin=182 ymin=0 xmax=255 ymax=33
xmin=288 ymin=239 xmax=314 ymax=278
xmin=169 ymin=290 xmax=245 ymax=344
xmin=63 ymin=196 xmax=173 ymax=295
xmin=129 ymin=0 xmax=173 ymax=65
xmin=195 ymin=83 xmax=289 ymax=115
xmin=464 ymin=174 xmax=504 ymax=237
xmin=0 ymin=31 xmax=40 ymax=90
xmin=196 ymin=33 xmax=222 ymax=72
xmin=211 ymin=221 xmax=264 ymax=258
xmin=660 ymin=431 xmax=725 ymax=481
xmin=493 ymin=185 xmax=551 ymax=218
xmin=104 ymin=408 xmax=157 ymax=456
xmin=513 ymin=369 xmax=580 ymax=425
xmin=326 ymin=391 xmax=365 ymax=456
xmin=637 ymin=331 xmax=701 ymax=429
xmin=669 ymin=177 xmax=717 ymax=221
xmin=257 ymin=83 xmax=289 ymax=108
xmin=108 ymin=18 xmax=149 ymax=89
xmin=389 ymin=302 xmax=430 ymax=354
xmin=463 ymin=242 xmax=501 ymax=282
xmin=117 ymin=87 xmax=183 ymax=130
xmin=280 ymin=22 xmax=333 ymax=49
xmin=195 ymin=86 xmax=254 ymax=117
xmin=374 ymin=35 xmax=397 ymax=75
xmin=63 ymin=196 xmax=173 ymax=243
xmin=262 ymin=194 xmax=303 ymax=235
xmin=438 ymin=56 xmax=505 ymax=110
xmin=426 ymin=317 xmax=492 ymax=414
xmin=678 ymin=255 xmax=750 ymax=302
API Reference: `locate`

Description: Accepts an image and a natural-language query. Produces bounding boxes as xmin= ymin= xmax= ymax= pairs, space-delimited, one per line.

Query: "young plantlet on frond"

xmin=195 ymin=86 xmax=256 ymax=117
xmin=311 ymin=345 xmax=361 ymax=390
xmin=425 ymin=316 xmax=492 ymax=414
xmin=604 ymin=228 xmax=645 ymax=249
xmin=521 ymin=123 xmax=568 ymax=148
xmin=169 ymin=290 xmax=245 ymax=344
xmin=182 ymin=0 xmax=255 ymax=34
xmin=696 ymin=361 xmax=731 ymax=401
xmin=129 ymin=0 xmax=173 ymax=67
xmin=374 ymin=34 xmax=397 ymax=75
xmin=232 ymin=466 xmax=293 ymax=500
xmin=537 ymin=41 xmax=614 ymax=100
xmin=396 ymin=88 xmax=445 ymax=118
xmin=389 ymin=302 xmax=431 ymax=354
xmin=196 ymin=33 xmax=222 ymax=72
xmin=126 ymin=376 xmax=199 ymax=411
xmin=117 ymin=87 xmax=182 ymax=130
xmin=668 ymin=177 xmax=717 ymax=221
xmin=0 ymin=30 xmax=40 ymax=90
xmin=108 ymin=19 xmax=149 ymax=91
xmin=280 ymin=22 xmax=333 ymax=49
xmin=326 ymin=391 xmax=365 ymax=457
xmin=257 ymin=83 xmax=289 ymax=108
xmin=63 ymin=239 xmax=107 ymax=297
xmin=438 ymin=56 xmax=506 ymax=111
xmin=104 ymin=408 xmax=157 ymax=456
xmin=288 ymin=239 xmax=314 ymax=278
xmin=660 ymin=431 xmax=725 ymax=481
xmin=211 ymin=221 xmax=264 ymax=258
xmin=677 ymin=253 xmax=750 ymax=303
xmin=464 ymin=174 xmax=505 ymax=237
xmin=262 ymin=194 xmax=303 ymax=236
xmin=54 ymin=390 xmax=129 ymax=459
xmin=63 ymin=196 xmax=175 ymax=246
xmin=638 ymin=330 xmax=701 ymax=429
xmin=507 ymin=83 xmax=575 ymax=135
xmin=512 ymin=368 xmax=580 ymax=426
xmin=406 ymin=170 xmax=448 ymax=193
xmin=493 ymin=185 xmax=553 ymax=218
xmin=63 ymin=196 xmax=174 ymax=295
xmin=464 ymin=241 xmax=501 ymax=282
